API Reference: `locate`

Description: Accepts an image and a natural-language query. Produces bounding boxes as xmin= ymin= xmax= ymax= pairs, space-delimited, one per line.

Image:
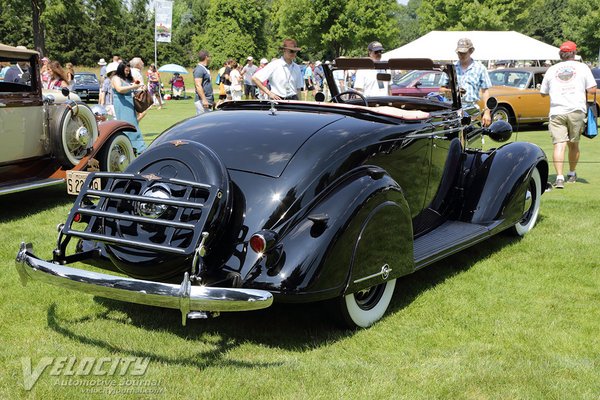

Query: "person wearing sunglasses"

xmin=353 ymin=41 xmax=390 ymax=97
xmin=252 ymin=38 xmax=304 ymax=101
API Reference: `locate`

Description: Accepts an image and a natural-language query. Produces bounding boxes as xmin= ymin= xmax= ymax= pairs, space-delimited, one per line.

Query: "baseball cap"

xmin=368 ymin=41 xmax=384 ymax=52
xmin=247 ymin=56 xmax=253 ymax=61
xmin=260 ymin=58 xmax=268 ymax=65
xmin=456 ymin=38 xmax=474 ymax=53
xmin=560 ymin=41 xmax=577 ymax=52
xmin=315 ymin=61 xmax=322 ymax=66
xmin=98 ymin=58 xmax=107 ymax=66
xmin=105 ymin=61 xmax=119 ymax=75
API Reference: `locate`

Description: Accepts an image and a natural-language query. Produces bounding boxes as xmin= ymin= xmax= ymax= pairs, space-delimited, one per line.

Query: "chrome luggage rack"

xmin=57 ymin=171 xmax=221 ymax=258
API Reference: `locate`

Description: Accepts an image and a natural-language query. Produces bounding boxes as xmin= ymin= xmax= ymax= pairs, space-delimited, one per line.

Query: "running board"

xmin=414 ymin=221 xmax=492 ymax=269
xmin=0 ymin=178 xmax=64 ymax=196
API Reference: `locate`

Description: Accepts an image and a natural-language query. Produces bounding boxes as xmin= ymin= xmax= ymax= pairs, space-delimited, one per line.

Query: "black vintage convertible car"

xmin=16 ymin=58 xmax=548 ymax=328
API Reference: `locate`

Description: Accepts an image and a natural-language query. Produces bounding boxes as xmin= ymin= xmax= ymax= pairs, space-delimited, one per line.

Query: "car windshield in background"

xmin=332 ymin=64 xmax=450 ymax=101
xmin=489 ymin=70 xmax=531 ymax=88
xmin=75 ymin=74 xmax=98 ymax=84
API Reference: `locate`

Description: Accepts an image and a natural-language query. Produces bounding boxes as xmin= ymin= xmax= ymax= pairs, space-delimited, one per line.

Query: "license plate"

xmin=66 ymin=170 xmax=101 ymax=195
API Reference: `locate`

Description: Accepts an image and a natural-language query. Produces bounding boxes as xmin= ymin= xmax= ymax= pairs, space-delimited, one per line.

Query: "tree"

xmin=416 ymin=0 xmax=531 ymax=33
xmin=563 ymin=0 xmax=600 ymax=61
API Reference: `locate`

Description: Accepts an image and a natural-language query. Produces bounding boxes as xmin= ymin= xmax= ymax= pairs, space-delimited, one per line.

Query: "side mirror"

xmin=61 ymin=87 xmax=70 ymax=97
xmin=484 ymin=120 xmax=512 ymax=142
xmin=414 ymin=81 xmax=422 ymax=88
xmin=486 ymin=96 xmax=498 ymax=111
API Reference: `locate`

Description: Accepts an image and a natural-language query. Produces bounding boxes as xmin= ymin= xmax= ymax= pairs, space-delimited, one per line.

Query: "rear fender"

xmin=461 ymin=142 xmax=547 ymax=229
xmin=247 ymin=166 xmax=412 ymax=302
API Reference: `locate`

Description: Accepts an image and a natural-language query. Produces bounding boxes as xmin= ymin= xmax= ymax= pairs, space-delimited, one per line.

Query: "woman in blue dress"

xmin=111 ymin=62 xmax=147 ymax=154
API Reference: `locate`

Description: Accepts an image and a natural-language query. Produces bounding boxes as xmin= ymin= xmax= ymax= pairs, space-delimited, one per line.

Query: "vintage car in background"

xmin=72 ymin=72 xmax=100 ymax=102
xmin=390 ymin=69 xmax=444 ymax=97
xmin=0 ymin=43 xmax=137 ymax=195
xmin=17 ymin=57 xmax=548 ymax=329
xmin=482 ymin=67 xmax=550 ymax=128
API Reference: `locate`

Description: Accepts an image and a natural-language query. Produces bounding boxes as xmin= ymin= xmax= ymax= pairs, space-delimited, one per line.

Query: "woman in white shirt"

xmin=229 ymin=61 xmax=243 ymax=101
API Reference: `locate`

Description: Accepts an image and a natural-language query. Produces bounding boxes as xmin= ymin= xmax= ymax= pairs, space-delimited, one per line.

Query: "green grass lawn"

xmin=1 ymin=108 xmax=600 ymax=399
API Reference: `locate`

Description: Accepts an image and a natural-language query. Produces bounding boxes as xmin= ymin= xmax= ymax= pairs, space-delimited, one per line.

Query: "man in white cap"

xmin=454 ymin=37 xmax=492 ymax=126
xmin=98 ymin=58 xmax=107 ymax=79
xmin=354 ymin=41 xmax=390 ymax=97
xmin=241 ymin=56 xmax=258 ymax=99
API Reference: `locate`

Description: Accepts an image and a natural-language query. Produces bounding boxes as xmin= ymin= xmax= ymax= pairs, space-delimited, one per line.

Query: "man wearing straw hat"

xmin=252 ymin=38 xmax=304 ymax=100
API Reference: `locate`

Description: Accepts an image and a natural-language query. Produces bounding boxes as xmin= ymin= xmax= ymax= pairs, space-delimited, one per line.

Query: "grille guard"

xmin=59 ymin=172 xmax=221 ymax=257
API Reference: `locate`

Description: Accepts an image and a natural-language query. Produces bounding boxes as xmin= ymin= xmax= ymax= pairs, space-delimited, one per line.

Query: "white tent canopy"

xmin=383 ymin=31 xmax=561 ymax=62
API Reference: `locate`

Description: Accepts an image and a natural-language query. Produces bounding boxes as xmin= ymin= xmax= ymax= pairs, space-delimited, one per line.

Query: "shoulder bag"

xmin=582 ymin=91 xmax=598 ymax=139
xmin=134 ymin=89 xmax=153 ymax=113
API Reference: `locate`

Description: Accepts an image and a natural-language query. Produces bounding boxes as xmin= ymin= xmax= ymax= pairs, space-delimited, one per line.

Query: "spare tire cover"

xmin=103 ymin=140 xmax=231 ymax=280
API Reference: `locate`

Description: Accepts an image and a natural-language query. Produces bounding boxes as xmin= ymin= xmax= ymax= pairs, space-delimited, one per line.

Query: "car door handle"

xmin=432 ymin=135 xmax=449 ymax=140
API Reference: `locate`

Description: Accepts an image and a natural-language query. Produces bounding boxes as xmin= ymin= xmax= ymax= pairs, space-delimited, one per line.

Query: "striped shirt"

xmin=455 ymin=59 xmax=491 ymax=103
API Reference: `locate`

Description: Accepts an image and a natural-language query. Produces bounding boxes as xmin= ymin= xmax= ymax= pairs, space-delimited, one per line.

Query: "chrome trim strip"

xmin=92 ymin=172 xmax=136 ymax=178
xmin=168 ymin=178 xmax=212 ymax=189
xmin=63 ymin=230 xmax=189 ymax=254
xmin=76 ymin=208 xmax=195 ymax=229
xmin=0 ymin=178 xmax=64 ymax=196
xmin=353 ymin=264 xmax=392 ymax=284
xmin=16 ymin=243 xmax=273 ymax=325
xmin=91 ymin=172 xmax=212 ymax=189
xmin=85 ymin=190 xmax=205 ymax=209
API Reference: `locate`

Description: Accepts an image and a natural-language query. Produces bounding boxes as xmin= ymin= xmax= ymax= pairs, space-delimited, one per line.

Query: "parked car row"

xmin=391 ymin=66 xmax=600 ymax=129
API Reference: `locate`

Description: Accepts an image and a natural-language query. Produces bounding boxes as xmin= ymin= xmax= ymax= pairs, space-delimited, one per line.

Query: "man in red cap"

xmin=540 ymin=40 xmax=597 ymax=188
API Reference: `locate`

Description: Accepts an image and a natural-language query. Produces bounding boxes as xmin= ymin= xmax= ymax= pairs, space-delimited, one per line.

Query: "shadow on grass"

xmin=0 ymin=185 xmax=72 ymax=223
xmin=46 ymin=232 xmax=525 ymax=369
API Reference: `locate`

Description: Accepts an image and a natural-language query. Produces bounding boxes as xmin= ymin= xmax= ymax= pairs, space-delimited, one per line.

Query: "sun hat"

xmin=105 ymin=62 xmax=119 ymax=75
xmin=260 ymin=58 xmax=268 ymax=65
xmin=280 ymin=38 xmax=301 ymax=51
xmin=98 ymin=58 xmax=107 ymax=66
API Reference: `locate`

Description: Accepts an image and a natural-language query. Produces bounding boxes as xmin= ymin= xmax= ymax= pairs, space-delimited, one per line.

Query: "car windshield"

xmin=75 ymin=74 xmax=98 ymax=84
xmin=489 ymin=70 xmax=531 ymax=88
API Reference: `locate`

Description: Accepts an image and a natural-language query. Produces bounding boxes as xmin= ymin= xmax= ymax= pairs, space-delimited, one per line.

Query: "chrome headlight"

xmin=136 ymin=184 xmax=171 ymax=219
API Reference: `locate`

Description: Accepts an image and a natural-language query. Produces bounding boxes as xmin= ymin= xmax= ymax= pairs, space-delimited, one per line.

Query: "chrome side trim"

xmin=16 ymin=243 xmax=273 ymax=325
xmin=0 ymin=178 xmax=64 ymax=196
xmin=353 ymin=264 xmax=392 ymax=284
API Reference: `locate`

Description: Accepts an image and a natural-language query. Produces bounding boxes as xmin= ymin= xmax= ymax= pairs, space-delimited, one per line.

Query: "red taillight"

xmin=249 ymin=234 xmax=266 ymax=253
xmin=73 ymin=213 xmax=82 ymax=223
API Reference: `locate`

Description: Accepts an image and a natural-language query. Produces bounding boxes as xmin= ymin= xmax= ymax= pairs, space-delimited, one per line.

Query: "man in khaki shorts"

xmin=540 ymin=41 xmax=596 ymax=188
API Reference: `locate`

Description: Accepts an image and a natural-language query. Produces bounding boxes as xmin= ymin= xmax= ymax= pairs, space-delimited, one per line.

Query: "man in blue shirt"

xmin=193 ymin=50 xmax=214 ymax=114
xmin=455 ymin=38 xmax=492 ymax=126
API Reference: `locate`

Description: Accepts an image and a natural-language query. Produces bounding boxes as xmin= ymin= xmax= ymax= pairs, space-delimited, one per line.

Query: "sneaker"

xmin=554 ymin=178 xmax=564 ymax=189
xmin=567 ymin=173 xmax=577 ymax=183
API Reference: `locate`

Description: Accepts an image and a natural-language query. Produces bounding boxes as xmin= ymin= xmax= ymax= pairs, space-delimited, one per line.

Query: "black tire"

xmin=336 ymin=279 xmax=396 ymax=328
xmin=99 ymin=133 xmax=135 ymax=172
xmin=50 ymin=103 xmax=98 ymax=167
xmin=491 ymin=105 xmax=515 ymax=128
xmin=510 ymin=167 xmax=541 ymax=236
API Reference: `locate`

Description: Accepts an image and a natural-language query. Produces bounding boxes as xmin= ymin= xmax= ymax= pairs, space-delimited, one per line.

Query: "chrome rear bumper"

xmin=16 ymin=243 xmax=273 ymax=325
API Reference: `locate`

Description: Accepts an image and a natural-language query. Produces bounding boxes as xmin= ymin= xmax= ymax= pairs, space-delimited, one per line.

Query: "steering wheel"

xmin=331 ymin=90 xmax=368 ymax=107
